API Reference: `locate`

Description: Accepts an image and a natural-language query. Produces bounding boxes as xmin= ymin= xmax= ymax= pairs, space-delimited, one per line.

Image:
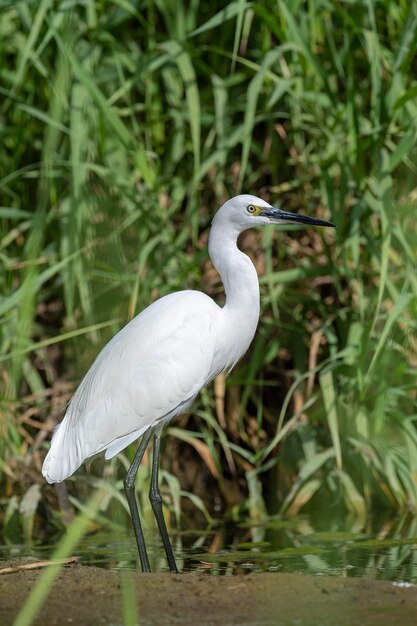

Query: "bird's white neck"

xmin=208 ymin=218 xmax=260 ymax=329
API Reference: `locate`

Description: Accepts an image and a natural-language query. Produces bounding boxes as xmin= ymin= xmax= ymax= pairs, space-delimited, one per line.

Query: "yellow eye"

xmin=247 ymin=204 xmax=256 ymax=214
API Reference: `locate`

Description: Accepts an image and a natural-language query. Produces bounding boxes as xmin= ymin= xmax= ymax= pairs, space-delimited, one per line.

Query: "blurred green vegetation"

xmin=1 ymin=0 xmax=417 ymax=544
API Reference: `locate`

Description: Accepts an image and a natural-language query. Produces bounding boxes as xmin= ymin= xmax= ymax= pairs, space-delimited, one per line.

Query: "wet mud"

xmin=1 ymin=560 xmax=417 ymax=626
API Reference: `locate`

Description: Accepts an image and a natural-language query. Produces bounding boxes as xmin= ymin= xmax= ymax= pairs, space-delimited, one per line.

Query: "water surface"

xmin=2 ymin=511 xmax=417 ymax=582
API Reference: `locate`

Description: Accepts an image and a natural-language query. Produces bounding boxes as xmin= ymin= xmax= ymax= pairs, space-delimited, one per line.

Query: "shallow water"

xmin=2 ymin=511 xmax=417 ymax=582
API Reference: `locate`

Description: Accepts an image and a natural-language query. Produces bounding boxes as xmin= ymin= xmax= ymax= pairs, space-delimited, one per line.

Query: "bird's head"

xmin=213 ymin=194 xmax=335 ymax=231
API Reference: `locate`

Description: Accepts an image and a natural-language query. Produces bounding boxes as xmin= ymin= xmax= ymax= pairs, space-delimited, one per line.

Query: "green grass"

xmin=1 ymin=0 xmax=417 ymax=547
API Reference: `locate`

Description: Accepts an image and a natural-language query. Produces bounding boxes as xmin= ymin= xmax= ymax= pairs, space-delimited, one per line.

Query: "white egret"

xmin=42 ymin=194 xmax=335 ymax=573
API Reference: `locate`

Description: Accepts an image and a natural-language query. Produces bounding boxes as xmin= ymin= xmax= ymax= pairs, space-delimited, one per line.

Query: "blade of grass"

xmin=160 ymin=40 xmax=201 ymax=183
xmin=320 ymin=368 xmax=342 ymax=470
xmin=13 ymin=488 xmax=107 ymax=626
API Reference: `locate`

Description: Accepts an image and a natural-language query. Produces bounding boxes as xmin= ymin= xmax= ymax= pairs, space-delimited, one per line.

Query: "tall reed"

xmin=0 ymin=1 xmax=416 ymax=541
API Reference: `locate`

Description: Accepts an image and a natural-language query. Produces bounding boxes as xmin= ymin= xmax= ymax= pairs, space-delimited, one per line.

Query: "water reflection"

xmin=2 ymin=512 xmax=417 ymax=582
xmin=188 ymin=513 xmax=417 ymax=581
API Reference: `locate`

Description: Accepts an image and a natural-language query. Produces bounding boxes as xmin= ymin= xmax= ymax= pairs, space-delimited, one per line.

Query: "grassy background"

xmin=1 ymin=0 xmax=417 ymax=543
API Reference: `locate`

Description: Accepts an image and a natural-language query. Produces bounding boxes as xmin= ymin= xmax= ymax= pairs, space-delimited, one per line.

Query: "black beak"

xmin=260 ymin=206 xmax=335 ymax=228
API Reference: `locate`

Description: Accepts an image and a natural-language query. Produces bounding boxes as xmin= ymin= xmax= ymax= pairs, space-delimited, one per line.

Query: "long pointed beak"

xmin=260 ymin=206 xmax=335 ymax=228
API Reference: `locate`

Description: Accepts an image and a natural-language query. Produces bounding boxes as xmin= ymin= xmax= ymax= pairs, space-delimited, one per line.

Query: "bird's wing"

xmin=43 ymin=291 xmax=220 ymax=482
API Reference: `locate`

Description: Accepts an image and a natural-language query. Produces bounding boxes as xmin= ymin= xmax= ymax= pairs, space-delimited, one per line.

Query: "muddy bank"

xmin=1 ymin=560 xmax=417 ymax=626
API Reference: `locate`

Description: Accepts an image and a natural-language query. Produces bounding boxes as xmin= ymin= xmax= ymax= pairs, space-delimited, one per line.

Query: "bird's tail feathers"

xmin=42 ymin=421 xmax=84 ymax=484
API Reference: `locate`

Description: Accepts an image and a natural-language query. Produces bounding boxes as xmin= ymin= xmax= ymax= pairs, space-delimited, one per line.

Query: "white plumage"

xmin=42 ymin=194 xmax=265 ymax=483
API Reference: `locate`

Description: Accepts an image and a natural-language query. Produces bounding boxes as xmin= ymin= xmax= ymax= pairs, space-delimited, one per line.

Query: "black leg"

xmin=149 ymin=432 xmax=178 ymax=573
xmin=124 ymin=427 xmax=154 ymax=573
